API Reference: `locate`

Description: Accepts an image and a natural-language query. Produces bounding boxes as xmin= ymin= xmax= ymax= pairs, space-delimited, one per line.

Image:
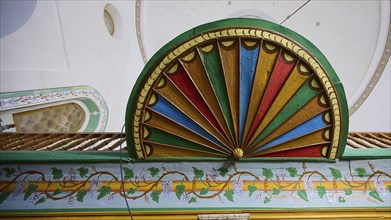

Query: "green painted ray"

xmin=147 ymin=127 xmax=225 ymax=155
xmin=199 ymin=47 xmax=235 ymax=140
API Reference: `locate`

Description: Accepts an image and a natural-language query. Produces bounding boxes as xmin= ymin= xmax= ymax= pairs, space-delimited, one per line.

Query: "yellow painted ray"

xmin=145 ymin=142 xmax=227 ymax=158
xmin=255 ymin=94 xmax=330 ymax=147
xmin=242 ymin=42 xmax=280 ymax=149
xmin=218 ymin=39 xmax=240 ymax=146
xmin=153 ymin=75 xmax=231 ymax=148
xmin=180 ymin=49 xmax=234 ymax=147
xmin=144 ymin=109 xmax=231 ymax=155
xmin=249 ymin=62 xmax=313 ymax=142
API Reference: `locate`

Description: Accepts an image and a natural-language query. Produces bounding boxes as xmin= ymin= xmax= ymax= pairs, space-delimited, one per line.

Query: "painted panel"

xmin=0 ymin=160 xmax=390 ymax=212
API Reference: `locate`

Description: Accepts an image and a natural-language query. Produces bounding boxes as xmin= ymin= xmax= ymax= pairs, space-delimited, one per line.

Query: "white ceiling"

xmin=0 ymin=0 xmax=390 ymax=132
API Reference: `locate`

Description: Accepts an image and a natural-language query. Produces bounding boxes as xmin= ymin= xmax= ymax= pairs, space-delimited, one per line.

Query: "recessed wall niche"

xmin=103 ymin=4 xmax=122 ymax=37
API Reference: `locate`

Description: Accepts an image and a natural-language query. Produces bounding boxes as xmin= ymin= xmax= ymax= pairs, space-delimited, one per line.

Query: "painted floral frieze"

xmin=0 ymin=160 xmax=390 ymax=211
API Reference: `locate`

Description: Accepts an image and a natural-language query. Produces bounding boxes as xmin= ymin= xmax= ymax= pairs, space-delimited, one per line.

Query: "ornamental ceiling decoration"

xmin=125 ymin=18 xmax=349 ymax=160
xmin=0 ymin=86 xmax=109 ymax=132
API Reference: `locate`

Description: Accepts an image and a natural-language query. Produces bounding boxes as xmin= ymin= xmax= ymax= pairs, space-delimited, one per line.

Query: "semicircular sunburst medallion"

xmin=126 ymin=18 xmax=349 ymax=160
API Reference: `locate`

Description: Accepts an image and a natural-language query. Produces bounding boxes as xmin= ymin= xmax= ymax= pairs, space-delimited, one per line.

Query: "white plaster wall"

xmin=1 ymin=0 xmax=144 ymax=131
xmin=0 ymin=0 xmax=390 ymax=132
xmin=349 ymin=61 xmax=391 ymax=132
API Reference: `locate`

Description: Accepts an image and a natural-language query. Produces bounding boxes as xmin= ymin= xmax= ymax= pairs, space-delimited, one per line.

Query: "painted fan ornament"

xmin=125 ymin=18 xmax=349 ymax=161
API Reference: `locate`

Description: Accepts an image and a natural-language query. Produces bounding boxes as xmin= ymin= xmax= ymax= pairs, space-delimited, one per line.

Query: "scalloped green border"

xmin=125 ymin=18 xmax=349 ymax=161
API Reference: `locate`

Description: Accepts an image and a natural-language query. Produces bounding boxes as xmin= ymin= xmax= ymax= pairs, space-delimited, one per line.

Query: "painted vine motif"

xmin=0 ymin=162 xmax=390 ymax=207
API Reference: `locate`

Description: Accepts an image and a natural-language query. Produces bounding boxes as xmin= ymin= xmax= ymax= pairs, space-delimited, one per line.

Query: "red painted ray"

xmin=168 ymin=65 xmax=226 ymax=138
xmin=258 ymin=145 xmax=325 ymax=158
xmin=247 ymin=53 xmax=296 ymax=142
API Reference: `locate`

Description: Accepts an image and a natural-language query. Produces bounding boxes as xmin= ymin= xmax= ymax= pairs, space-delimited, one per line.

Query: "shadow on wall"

xmin=0 ymin=0 xmax=37 ymax=38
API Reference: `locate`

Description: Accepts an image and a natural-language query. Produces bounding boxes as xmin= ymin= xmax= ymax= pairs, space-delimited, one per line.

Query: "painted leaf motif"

xmin=24 ymin=184 xmax=39 ymax=201
xmin=297 ymin=190 xmax=309 ymax=202
xmin=200 ymin=187 xmax=208 ymax=195
xmin=344 ymin=188 xmax=353 ymax=196
xmin=97 ymin=186 xmax=111 ymax=200
xmin=262 ymin=168 xmax=273 ymax=180
xmin=188 ymin=197 xmax=196 ymax=204
xmin=248 ymin=185 xmax=257 ymax=197
xmin=123 ymin=167 xmax=134 ymax=180
xmin=192 ymin=167 xmax=204 ymax=179
xmin=369 ymin=190 xmax=384 ymax=202
xmin=218 ymin=167 xmax=228 ymax=177
xmin=151 ymin=190 xmax=161 ymax=203
xmin=0 ymin=191 xmax=11 ymax=204
xmin=148 ymin=167 xmax=160 ymax=177
xmin=127 ymin=188 xmax=136 ymax=194
xmin=175 ymin=192 xmax=183 ymax=200
xmin=272 ymin=188 xmax=280 ymax=195
xmin=51 ymin=167 xmax=63 ymax=180
xmin=52 ymin=188 xmax=62 ymax=196
xmin=175 ymin=185 xmax=185 ymax=199
xmin=76 ymin=190 xmax=87 ymax=202
xmin=264 ymin=197 xmax=271 ymax=204
xmin=77 ymin=167 xmax=89 ymax=178
xmin=354 ymin=167 xmax=367 ymax=177
xmin=224 ymin=190 xmax=234 ymax=202
xmin=2 ymin=167 xmax=15 ymax=178
xmin=35 ymin=197 xmax=46 ymax=205
xmin=329 ymin=167 xmax=342 ymax=180
xmin=338 ymin=196 xmax=346 ymax=203
xmin=286 ymin=167 xmax=298 ymax=177
xmin=388 ymin=185 xmax=391 ymax=193
xmin=316 ymin=185 xmax=326 ymax=198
